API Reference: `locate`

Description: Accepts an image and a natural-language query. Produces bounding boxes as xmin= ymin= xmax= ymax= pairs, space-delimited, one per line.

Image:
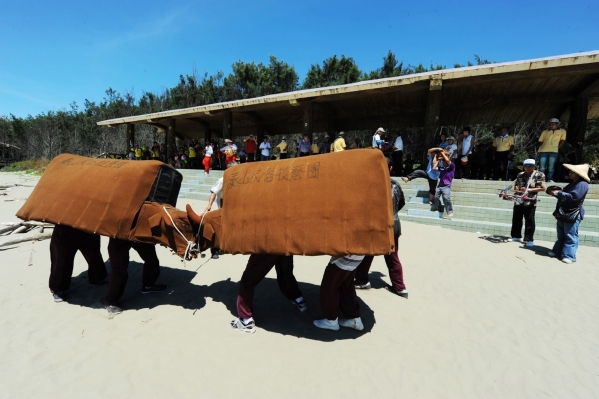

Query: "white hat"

xmin=549 ymin=118 xmax=559 ymax=123
xmin=447 ymin=136 xmax=456 ymax=141
xmin=224 ymin=138 xmax=232 ymax=143
xmin=563 ymin=163 xmax=590 ymax=183
xmin=376 ymin=127 xmax=385 ymax=133
xmin=282 ymin=136 xmax=287 ymax=140
xmin=523 ymin=159 xmax=536 ymax=166
xmin=338 ymin=131 xmax=345 ymax=136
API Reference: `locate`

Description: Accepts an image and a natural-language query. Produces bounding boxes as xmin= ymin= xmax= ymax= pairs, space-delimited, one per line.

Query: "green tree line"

xmin=0 ymin=51 xmax=494 ymax=161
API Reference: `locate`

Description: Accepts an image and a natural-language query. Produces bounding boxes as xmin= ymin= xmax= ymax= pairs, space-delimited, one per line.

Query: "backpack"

xmin=391 ymin=179 xmax=405 ymax=212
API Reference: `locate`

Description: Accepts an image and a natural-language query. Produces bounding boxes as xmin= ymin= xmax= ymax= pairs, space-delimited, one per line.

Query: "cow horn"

xmin=186 ymin=204 xmax=205 ymax=224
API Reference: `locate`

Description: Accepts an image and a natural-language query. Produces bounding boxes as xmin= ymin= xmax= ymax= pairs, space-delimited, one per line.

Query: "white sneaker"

xmin=547 ymin=251 xmax=556 ymax=258
xmin=509 ymin=238 xmax=522 ymax=242
xmin=561 ymin=259 xmax=573 ymax=264
xmin=525 ymin=241 xmax=535 ymax=247
xmin=354 ymin=282 xmax=371 ymax=290
xmin=290 ymin=298 xmax=308 ymax=312
xmin=313 ymin=318 xmax=339 ymax=331
xmin=231 ymin=317 xmax=256 ymax=334
xmin=339 ymin=317 xmax=364 ymax=331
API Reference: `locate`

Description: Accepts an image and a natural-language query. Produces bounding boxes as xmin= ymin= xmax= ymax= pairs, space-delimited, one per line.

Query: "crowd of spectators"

xmin=126 ymin=119 xmax=581 ymax=185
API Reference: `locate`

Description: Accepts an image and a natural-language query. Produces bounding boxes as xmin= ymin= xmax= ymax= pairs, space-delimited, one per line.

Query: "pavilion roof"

xmin=97 ymin=50 xmax=599 ymax=139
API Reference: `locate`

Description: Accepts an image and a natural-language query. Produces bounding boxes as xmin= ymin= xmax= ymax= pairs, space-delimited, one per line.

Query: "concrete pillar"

xmin=303 ymin=102 xmax=314 ymax=142
xmin=567 ymin=97 xmax=589 ymax=163
xmin=126 ymin=124 xmax=135 ymax=152
xmin=423 ymin=77 xmax=443 ymax=160
xmin=223 ymin=110 xmax=233 ymax=140
xmin=167 ymin=119 xmax=176 ymax=160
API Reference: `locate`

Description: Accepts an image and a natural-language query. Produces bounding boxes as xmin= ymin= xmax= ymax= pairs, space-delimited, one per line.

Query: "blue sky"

xmin=1 ymin=0 xmax=598 ymax=118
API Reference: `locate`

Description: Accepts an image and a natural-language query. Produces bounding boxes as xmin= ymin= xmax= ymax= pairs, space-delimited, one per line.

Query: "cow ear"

xmin=149 ymin=213 xmax=163 ymax=228
xmin=148 ymin=213 xmax=164 ymax=237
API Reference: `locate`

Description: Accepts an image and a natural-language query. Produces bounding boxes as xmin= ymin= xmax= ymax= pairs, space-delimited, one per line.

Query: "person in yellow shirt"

xmin=492 ymin=127 xmax=515 ymax=180
xmin=188 ymin=143 xmax=197 ymax=169
xmin=311 ymin=137 xmax=321 ymax=155
xmin=276 ymin=137 xmax=288 ymax=159
xmin=152 ymin=146 xmax=160 ymax=160
xmin=538 ymin=118 xmax=566 ymax=181
xmin=134 ymin=145 xmax=143 ymax=160
xmin=332 ymin=132 xmax=346 ymax=152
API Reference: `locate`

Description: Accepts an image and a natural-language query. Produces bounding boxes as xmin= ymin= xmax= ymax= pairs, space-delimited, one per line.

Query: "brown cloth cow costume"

xmin=18 ymin=150 xmax=395 ymax=258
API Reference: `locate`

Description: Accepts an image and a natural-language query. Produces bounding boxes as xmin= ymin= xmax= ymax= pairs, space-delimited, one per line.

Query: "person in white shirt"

xmin=446 ymin=136 xmax=458 ymax=161
xmin=259 ymin=137 xmax=271 ymax=161
xmin=392 ymin=132 xmax=404 ymax=176
xmin=372 ymin=127 xmax=385 ymax=149
xmin=459 ymin=127 xmax=474 ymax=179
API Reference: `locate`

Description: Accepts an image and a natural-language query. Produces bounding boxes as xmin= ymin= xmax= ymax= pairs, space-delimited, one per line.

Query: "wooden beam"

xmin=126 ymin=124 xmax=134 ymax=152
xmin=222 ymin=110 xmax=233 ymax=140
xmin=578 ymin=75 xmax=599 ymax=98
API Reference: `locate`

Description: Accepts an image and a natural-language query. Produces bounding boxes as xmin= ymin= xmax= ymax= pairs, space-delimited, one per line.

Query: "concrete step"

xmin=402 ymin=189 xmax=563 ymax=213
xmin=394 ymin=177 xmax=599 ymax=199
xmin=178 ymin=192 xmax=212 ymax=201
xmin=399 ymin=213 xmax=599 ymax=247
xmin=181 ymin=177 xmax=220 ymax=186
xmin=402 ymin=189 xmax=599 ymax=215
xmin=404 ymin=203 xmax=599 ymax=230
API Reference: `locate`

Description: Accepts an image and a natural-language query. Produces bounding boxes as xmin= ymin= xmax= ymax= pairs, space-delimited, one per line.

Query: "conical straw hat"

xmin=563 ymin=163 xmax=590 ymax=183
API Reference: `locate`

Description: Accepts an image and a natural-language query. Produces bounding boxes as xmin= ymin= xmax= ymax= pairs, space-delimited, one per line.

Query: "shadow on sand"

xmin=63 ymin=260 xmax=376 ymax=341
xmin=478 ymin=235 xmax=510 ymax=244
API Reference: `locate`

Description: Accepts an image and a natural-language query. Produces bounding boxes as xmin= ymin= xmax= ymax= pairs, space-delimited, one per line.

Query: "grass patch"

xmin=1 ymin=159 xmax=50 ymax=175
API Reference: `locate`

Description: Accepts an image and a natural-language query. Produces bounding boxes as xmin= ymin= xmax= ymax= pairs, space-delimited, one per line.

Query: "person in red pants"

xmin=354 ymin=157 xmax=408 ymax=298
xmin=231 ymin=254 xmax=306 ymax=334
xmin=49 ymin=225 xmax=108 ymax=302
xmin=105 ymin=238 xmax=167 ymax=315
xmin=313 ymin=255 xmax=365 ymax=331
xmin=202 ymin=142 xmax=213 ymax=176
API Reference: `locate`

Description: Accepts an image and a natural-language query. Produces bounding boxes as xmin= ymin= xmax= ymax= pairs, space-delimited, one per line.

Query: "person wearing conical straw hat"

xmin=546 ymin=163 xmax=590 ymax=264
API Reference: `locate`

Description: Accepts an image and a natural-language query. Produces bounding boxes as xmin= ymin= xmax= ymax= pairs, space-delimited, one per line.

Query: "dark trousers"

xmin=494 ymin=151 xmax=510 ymax=180
xmin=392 ymin=151 xmax=403 ymax=176
xmin=320 ymin=263 xmax=360 ymax=320
xmin=106 ymin=239 xmax=160 ymax=305
xmin=459 ymin=159 xmax=471 ymax=179
xmin=299 ymin=152 xmax=310 ymax=157
xmin=511 ymin=205 xmax=537 ymax=242
xmin=49 ymin=225 xmax=107 ymax=293
xmin=280 ymin=153 xmax=288 ymax=159
xmin=407 ymin=169 xmax=438 ymax=195
xmin=354 ymin=235 xmax=406 ymax=291
xmin=237 ymin=255 xmax=302 ymax=319
xmin=246 ymin=153 xmax=255 ymax=162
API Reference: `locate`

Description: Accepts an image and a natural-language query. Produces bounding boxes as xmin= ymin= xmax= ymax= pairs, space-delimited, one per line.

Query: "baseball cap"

xmin=549 ymin=118 xmax=559 ymax=123
xmin=523 ymin=159 xmax=536 ymax=166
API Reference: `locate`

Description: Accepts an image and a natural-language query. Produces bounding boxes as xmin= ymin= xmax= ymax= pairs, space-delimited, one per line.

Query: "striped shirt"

xmin=330 ymin=255 xmax=365 ymax=271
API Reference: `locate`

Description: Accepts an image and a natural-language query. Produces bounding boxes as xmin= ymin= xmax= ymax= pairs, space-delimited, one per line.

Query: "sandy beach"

xmin=0 ymin=171 xmax=598 ymax=399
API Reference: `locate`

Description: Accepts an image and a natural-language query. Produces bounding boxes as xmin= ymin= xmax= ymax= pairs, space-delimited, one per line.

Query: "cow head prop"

xmin=128 ymin=202 xmax=221 ymax=260
xmin=186 ymin=204 xmax=222 ymax=255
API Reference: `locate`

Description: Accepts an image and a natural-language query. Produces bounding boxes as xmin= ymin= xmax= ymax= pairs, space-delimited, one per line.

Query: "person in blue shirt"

xmin=547 ymin=163 xmax=590 ymax=264
xmin=401 ymin=147 xmax=442 ymax=205
xmin=438 ymin=132 xmax=449 ymax=149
